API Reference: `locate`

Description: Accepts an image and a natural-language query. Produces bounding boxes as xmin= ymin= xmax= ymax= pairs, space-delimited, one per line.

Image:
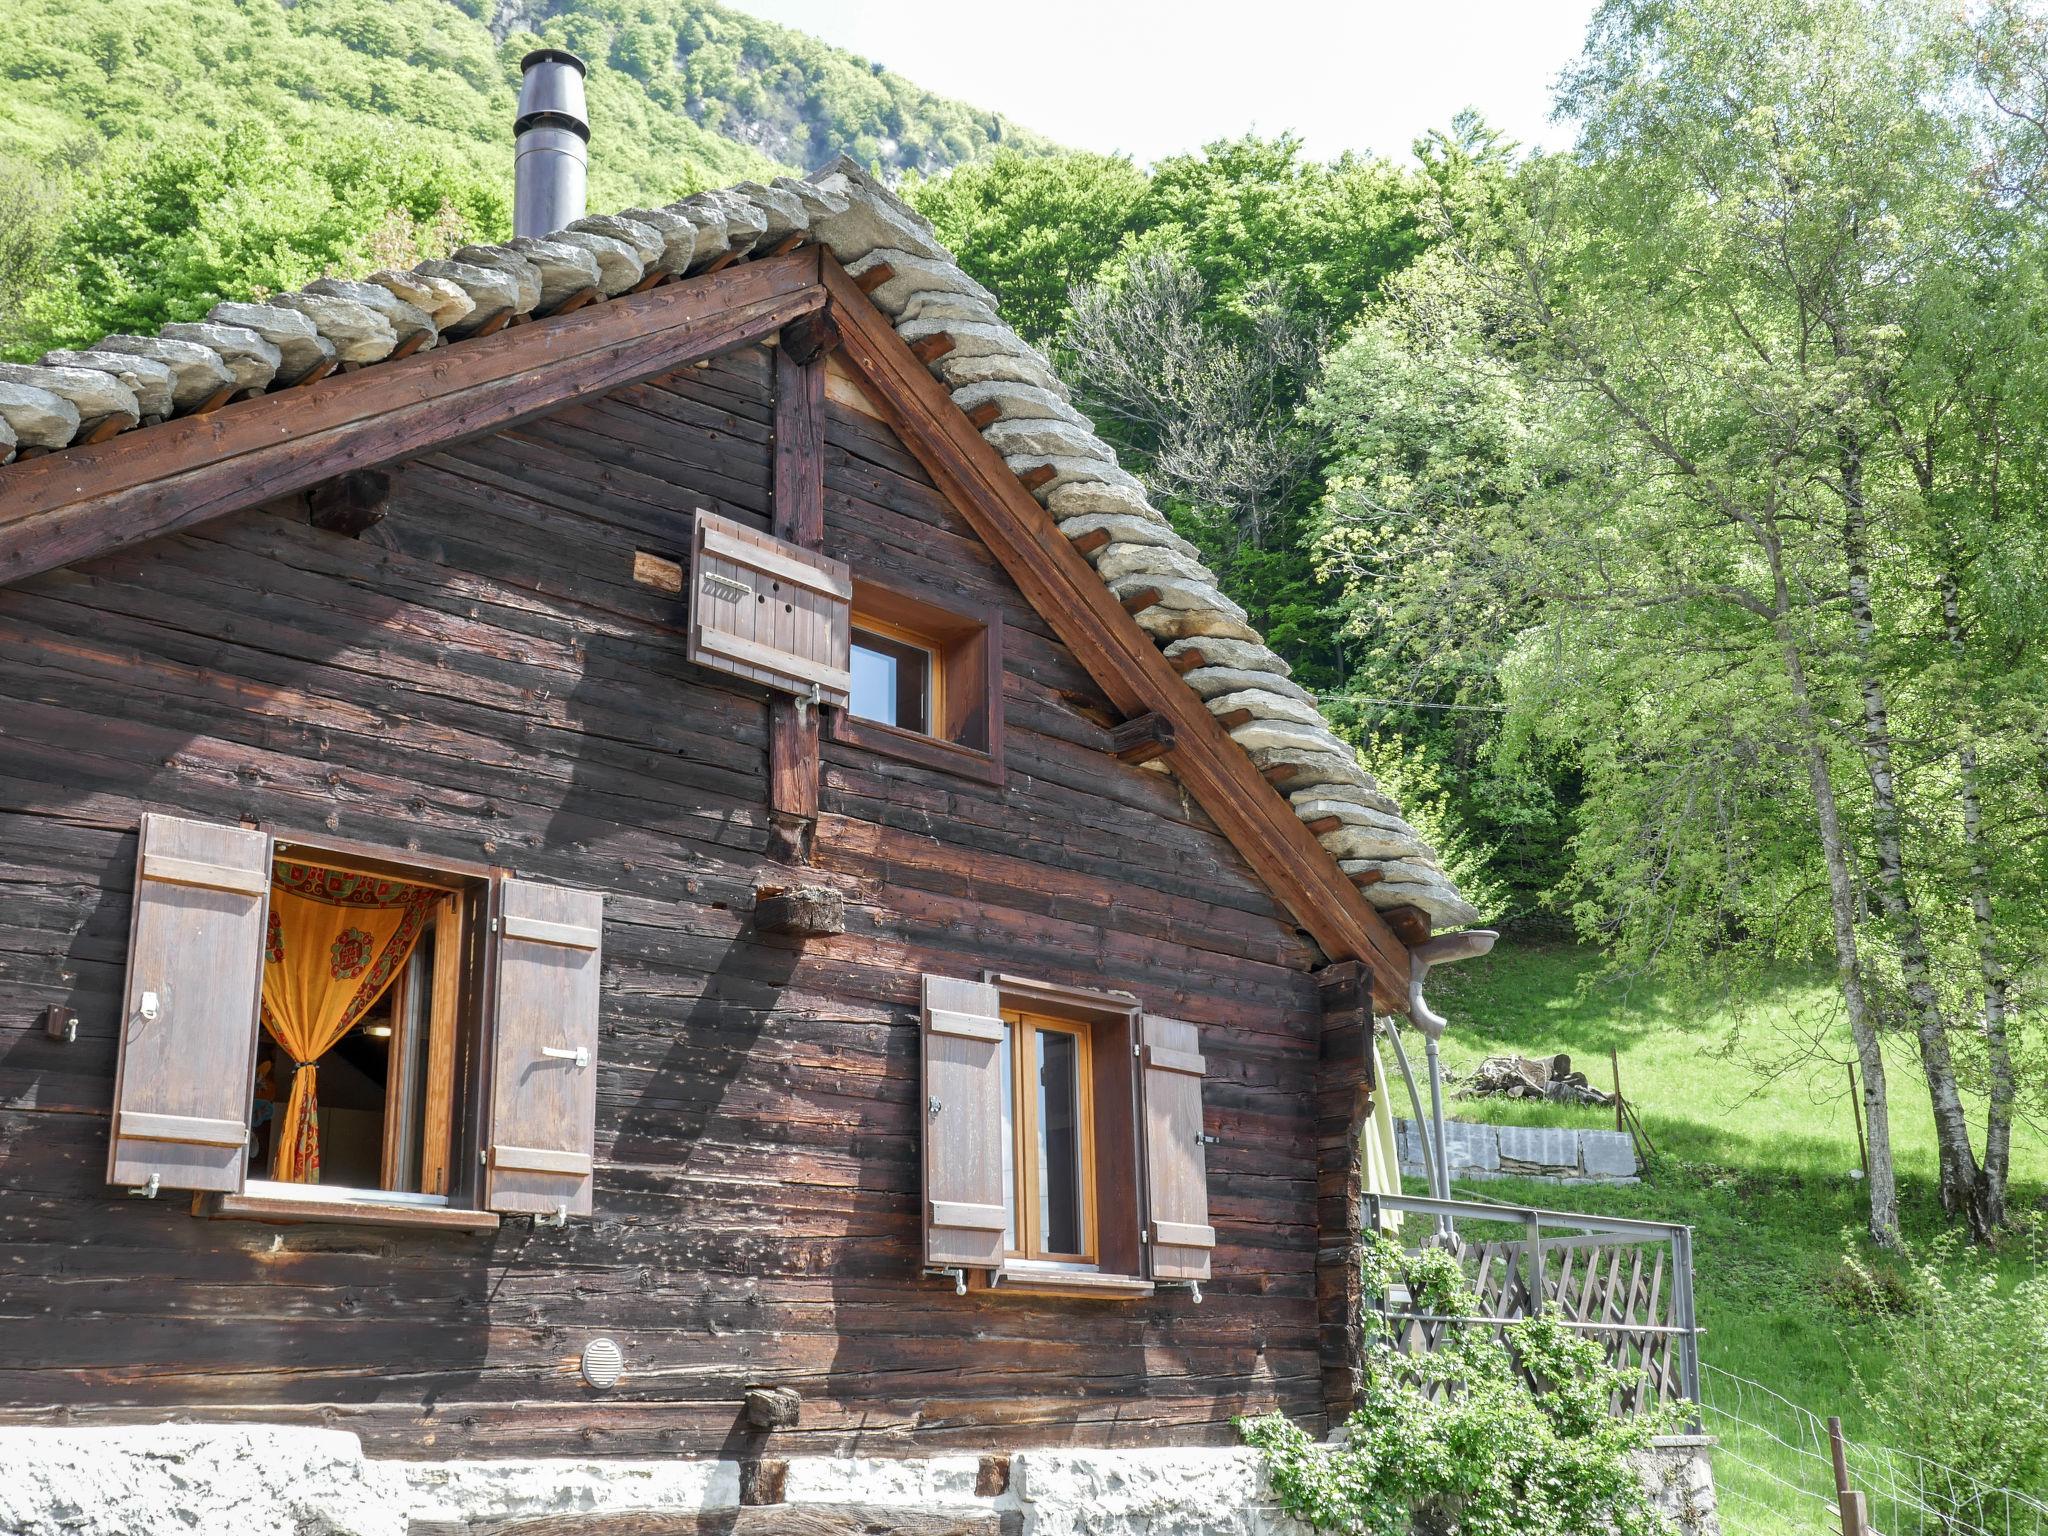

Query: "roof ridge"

xmin=0 ymin=166 xmax=1478 ymax=932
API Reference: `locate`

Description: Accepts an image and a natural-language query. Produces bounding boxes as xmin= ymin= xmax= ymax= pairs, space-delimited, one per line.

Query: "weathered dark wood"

xmin=821 ymin=254 xmax=1413 ymax=1005
xmin=0 ymin=329 xmax=1351 ymax=1457
xmin=753 ymin=887 xmax=845 ymax=938
xmin=745 ymin=1385 xmax=803 ymax=1429
xmin=779 ymin=309 xmax=842 ymax=368
xmin=768 ymin=338 xmax=829 ymax=828
xmin=305 ymin=469 xmax=392 ymax=537
xmin=1315 ymin=960 xmax=1375 ymax=1427
xmin=0 ymin=248 xmax=825 ymax=586
xmin=1108 ymin=712 xmax=1176 ymax=765
xmin=1382 ymin=906 xmax=1432 ymax=946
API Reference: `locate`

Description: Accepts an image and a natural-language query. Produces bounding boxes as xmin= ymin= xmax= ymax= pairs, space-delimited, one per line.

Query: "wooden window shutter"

xmin=106 ymin=814 xmax=270 ymax=1195
xmin=1140 ymin=1014 xmax=1216 ymax=1282
xmin=688 ymin=508 xmax=852 ymax=707
xmin=921 ymin=975 xmax=1008 ymax=1270
xmin=483 ymin=878 xmax=603 ymax=1218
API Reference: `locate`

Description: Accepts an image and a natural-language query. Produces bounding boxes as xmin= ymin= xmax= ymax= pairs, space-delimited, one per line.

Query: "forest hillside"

xmin=0 ymin=0 xmax=1051 ymax=350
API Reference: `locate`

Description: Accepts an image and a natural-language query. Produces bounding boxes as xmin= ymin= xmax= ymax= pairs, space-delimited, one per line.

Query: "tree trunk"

xmin=1840 ymin=462 xmax=1985 ymax=1232
xmin=1943 ymin=571 xmax=2014 ymax=1235
xmin=1764 ymin=520 xmax=1901 ymax=1249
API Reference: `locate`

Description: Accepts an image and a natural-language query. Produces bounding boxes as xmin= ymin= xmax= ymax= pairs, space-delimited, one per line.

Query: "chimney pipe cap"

xmin=516 ymin=48 xmax=590 ymax=143
xmin=520 ymin=47 xmax=587 ymax=76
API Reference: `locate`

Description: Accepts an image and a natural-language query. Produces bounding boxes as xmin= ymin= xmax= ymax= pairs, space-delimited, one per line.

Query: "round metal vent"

xmin=580 ymin=1337 xmax=624 ymax=1391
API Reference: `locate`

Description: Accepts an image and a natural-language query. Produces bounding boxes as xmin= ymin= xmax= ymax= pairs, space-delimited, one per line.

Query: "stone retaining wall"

xmin=1396 ymin=1116 xmax=1641 ymax=1184
xmin=0 ymin=1425 xmax=1717 ymax=1536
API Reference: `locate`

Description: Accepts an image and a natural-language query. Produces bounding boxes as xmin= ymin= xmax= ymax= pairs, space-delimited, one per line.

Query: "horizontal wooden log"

xmin=0 ymin=249 xmax=825 ymax=586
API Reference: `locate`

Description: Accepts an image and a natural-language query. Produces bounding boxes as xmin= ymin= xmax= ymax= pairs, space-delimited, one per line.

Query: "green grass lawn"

xmin=1408 ymin=941 xmax=2045 ymax=1535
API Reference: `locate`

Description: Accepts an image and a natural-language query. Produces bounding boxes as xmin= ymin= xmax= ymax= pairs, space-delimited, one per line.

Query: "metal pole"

xmin=1424 ymin=1036 xmax=1451 ymax=1202
xmin=1612 ymin=1046 xmax=1625 ymax=1133
xmin=1525 ymin=1207 xmax=1545 ymax=1316
xmin=1671 ymin=1225 xmax=1702 ymax=1417
xmin=1384 ymin=1022 xmax=1442 ymax=1209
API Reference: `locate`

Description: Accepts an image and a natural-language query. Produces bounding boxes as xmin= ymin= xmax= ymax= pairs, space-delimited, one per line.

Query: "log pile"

xmin=1453 ymin=1053 xmax=1614 ymax=1107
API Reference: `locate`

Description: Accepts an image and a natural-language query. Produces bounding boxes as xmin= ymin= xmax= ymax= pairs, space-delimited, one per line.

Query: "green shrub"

xmin=1240 ymin=1235 xmax=1682 ymax=1535
xmin=1847 ymin=1229 xmax=2048 ymax=1522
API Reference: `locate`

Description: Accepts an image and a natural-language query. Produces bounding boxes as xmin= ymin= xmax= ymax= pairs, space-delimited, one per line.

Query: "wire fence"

xmin=1701 ymin=1364 xmax=2048 ymax=1536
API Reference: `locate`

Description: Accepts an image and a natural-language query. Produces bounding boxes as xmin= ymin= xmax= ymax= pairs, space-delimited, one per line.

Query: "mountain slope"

xmin=0 ymin=0 xmax=1054 ymax=356
xmin=1 ymin=0 xmax=1051 ymax=204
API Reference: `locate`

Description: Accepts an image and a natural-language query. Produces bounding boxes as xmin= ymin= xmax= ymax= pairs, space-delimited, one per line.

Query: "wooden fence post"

xmin=1829 ymin=1416 xmax=1867 ymax=1536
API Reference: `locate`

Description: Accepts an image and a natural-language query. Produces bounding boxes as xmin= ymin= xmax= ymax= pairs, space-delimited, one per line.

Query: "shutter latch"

xmin=541 ymin=1045 xmax=591 ymax=1069
xmin=1197 ymin=1132 xmax=1221 ymax=1146
xmin=928 ymin=1096 xmax=942 ymax=1120
xmin=138 ymin=991 xmax=160 ymax=1022
xmin=130 ymin=1173 xmax=160 ymax=1199
xmin=536 ymin=1202 xmax=569 ymax=1229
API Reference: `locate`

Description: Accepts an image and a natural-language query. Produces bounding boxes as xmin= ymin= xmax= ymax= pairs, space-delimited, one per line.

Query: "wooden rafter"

xmin=0 ymin=248 xmax=828 ymax=586
xmin=819 ymin=258 xmax=1413 ymax=1004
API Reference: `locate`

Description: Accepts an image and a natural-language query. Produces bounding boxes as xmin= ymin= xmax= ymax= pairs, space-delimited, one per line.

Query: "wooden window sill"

xmin=984 ymin=1268 xmax=1155 ymax=1300
xmin=198 ymin=1192 xmax=501 ymax=1233
xmin=832 ymin=711 xmax=1004 ymax=787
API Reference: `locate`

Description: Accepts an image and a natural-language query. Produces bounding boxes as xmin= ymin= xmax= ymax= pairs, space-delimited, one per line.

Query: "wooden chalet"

xmin=0 ymin=159 xmax=1482 ymax=1466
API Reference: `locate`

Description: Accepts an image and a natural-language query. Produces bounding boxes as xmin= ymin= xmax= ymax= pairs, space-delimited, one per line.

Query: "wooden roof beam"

xmin=0 ymin=248 xmax=827 ymax=586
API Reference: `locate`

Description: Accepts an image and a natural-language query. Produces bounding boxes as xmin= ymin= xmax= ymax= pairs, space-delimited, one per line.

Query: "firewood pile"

xmin=1452 ymin=1053 xmax=1615 ymax=1107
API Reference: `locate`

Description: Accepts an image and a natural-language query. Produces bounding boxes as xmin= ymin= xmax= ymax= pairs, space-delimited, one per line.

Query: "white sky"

xmin=718 ymin=0 xmax=1600 ymax=167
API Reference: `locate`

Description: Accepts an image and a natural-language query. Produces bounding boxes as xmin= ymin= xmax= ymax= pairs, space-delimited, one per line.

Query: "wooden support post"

xmin=767 ymin=335 xmax=828 ymax=853
xmin=779 ymin=307 xmax=841 ymax=368
xmin=1315 ymin=959 xmax=1376 ymax=1432
xmin=1108 ymin=711 xmax=1176 ymax=765
xmin=752 ymin=885 xmax=845 ymax=938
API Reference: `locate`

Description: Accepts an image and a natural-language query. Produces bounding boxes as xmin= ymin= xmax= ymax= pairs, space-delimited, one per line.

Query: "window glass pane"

xmin=850 ymin=628 xmax=931 ymax=733
xmin=999 ymin=1021 xmax=1017 ymax=1253
xmin=1036 ymin=1028 xmax=1085 ymax=1256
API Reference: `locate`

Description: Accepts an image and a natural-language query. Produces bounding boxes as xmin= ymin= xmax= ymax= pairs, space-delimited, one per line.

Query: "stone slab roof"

xmin=0 ymin=158 xmax=1478 ymax=930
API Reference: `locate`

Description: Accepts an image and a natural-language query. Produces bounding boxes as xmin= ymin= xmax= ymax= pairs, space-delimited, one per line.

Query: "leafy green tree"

xmin=906 ymin=149 xmax=1149 ymax=344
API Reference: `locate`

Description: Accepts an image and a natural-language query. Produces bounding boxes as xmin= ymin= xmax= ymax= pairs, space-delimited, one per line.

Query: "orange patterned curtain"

xmin=260 ymin=864 xmax=436 ymax=1183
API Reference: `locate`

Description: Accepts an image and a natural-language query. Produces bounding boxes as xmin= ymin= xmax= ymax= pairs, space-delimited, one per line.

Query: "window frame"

xmin=830 ymin=578 xmax=1004 ymax=787
xmin=204 ymin=828 xmax=502 ymax=1234
xmin=1002 ymin=1009 xmax=1099 ymax=1266
xmin=976 ymin=973 xmax=1151 ymax=1297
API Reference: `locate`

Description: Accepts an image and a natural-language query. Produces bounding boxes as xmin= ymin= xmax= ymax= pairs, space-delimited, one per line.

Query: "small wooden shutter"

xmin=688 ymin=509 xmax=852 ymax=707
xmin=106 ymin=814 xmax=270 ymax=1194
xmin=922 ymin=975 xmax=1008 ymax=1270
xmin=483 ymin=878 xmax=603 ymax=1218
xmin=1140 ymin=1014 xmax=1216 ymax=1282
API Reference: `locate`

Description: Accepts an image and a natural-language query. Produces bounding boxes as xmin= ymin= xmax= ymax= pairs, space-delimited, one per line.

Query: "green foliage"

xmin=17 ymin=123 xmax=505 ymax=352
xmin=0 ymin=0 xmax=1058 ymax=358
xmin=1241 ymin=1234 xmax=1679 ymax=1536
xmin=906 ymin=150 xmax=1150 ymax=343
xmin=1846 ymin=1232 xmax=2048 ymax=1518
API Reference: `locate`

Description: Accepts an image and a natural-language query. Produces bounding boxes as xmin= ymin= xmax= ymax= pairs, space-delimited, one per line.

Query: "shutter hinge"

xmin=490 ymin=918 xmax=499 ymax=932
xmin=1198 ymin=1132 xmax=1221 ymax=1146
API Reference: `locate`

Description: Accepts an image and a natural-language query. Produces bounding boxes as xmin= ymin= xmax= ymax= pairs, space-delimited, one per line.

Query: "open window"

xmin=920 ymin=972 xmax=1213 ymax=1299
xmin=833 ymin=579 xmax=1003 ymax=786
xmin=105 ymin=814 xmax=603 ymax=1232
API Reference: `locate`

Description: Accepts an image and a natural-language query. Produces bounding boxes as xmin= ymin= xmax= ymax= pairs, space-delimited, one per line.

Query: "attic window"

xmin=831 ymin=578 xmax=1003 ymax=786
xmin=850 ymin=622 xmax=936 ymax=734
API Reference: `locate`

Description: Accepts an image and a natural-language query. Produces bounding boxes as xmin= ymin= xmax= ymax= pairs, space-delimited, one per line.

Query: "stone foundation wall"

xmin=0 ymin=1425 xmax=1717 ymax=1536
xmin=1397 ymin=1116 xmax=1641 ymax=1184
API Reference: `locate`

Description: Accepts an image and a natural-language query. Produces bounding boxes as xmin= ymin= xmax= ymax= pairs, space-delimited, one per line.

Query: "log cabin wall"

xmin=0 ymin=344 xmax=1328 ymax=1458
